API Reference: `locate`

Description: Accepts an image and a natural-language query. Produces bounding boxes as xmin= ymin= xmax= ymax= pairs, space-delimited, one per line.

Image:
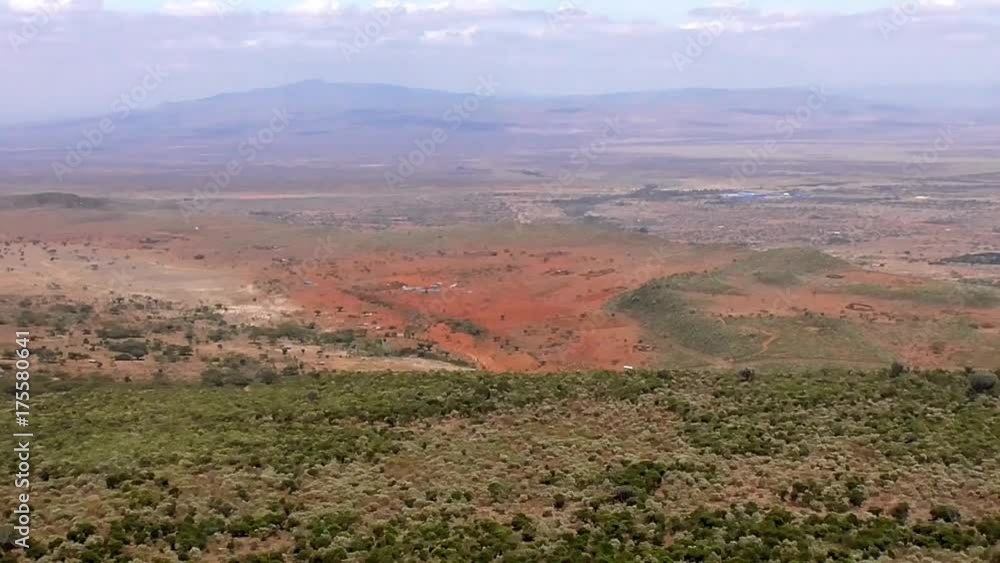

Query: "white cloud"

xmin=161 ymin=0 xmax=225 ymax=16
xmin=5 ymin=0 xmax=98 ymax=13
xmin=288 ymin=0 xmax=343 ymax=15
xmin=421 ymin=24 xmax=478 ymax=43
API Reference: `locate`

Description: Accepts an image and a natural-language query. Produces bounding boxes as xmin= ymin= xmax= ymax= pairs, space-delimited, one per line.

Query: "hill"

xmin=0 ymin=81 xmax=965 ymax=195
xmin=613 ymin=248 xmax=1000 ymax=370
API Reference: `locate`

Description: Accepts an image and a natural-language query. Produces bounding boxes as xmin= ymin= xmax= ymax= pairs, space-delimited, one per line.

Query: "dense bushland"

xmin=2 ymin=368 xmax=999 ymax=562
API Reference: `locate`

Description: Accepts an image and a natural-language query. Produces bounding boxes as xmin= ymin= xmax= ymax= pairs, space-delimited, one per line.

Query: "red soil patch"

xmin=287 ymin=238 xmax=743 ymax=371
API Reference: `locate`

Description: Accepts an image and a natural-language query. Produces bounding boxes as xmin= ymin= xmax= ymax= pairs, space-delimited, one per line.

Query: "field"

xmin=2 ymin=368 xmax=999 ymax=561
xmin=2 ymin=203 xmax=999 ymax=380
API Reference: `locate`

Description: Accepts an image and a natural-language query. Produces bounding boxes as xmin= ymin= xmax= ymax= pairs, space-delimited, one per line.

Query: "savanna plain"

xmin=1 ymin=83 xmax=999 ymax=562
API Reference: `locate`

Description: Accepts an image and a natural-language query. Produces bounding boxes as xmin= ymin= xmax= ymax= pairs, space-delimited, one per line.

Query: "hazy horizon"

xmin=3 ymin=78 xmax=999 ymax=127
xmin=3 ymin=0 xmax=999 ymax=122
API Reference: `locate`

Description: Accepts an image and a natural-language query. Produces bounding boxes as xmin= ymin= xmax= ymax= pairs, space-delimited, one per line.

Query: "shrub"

xmin=317 ymin=329 xmax=365 ymax=345
xmin=257 ymin=368 xmax=279 ymax=385
xmin=607 ymin=461 xmax=667 ymax=496
xmin=553 ymin=493 xmax=568 ymax=510
xmin=846 ymin=479 xmax=867 ymax=508
xmin=444 ymin=319 xmax=486 ymax=337
xmin=968 ymin=372 xmax=998 ymax=395
xmin=66 ymin=522 xmax=97 ymax=543
xmin=199 ymin=354 xmax=277 ymax=386
xmin=976 ymin=516 xmax=1000 ymax=544
xmin=97 ymin=324 xmax=142 ymax=339
xmin=890 ymin=502 xmax=911 ymax=523
xmin=611 ymin=486 xmax=641 ymax=505
xmin=487 ymin=481 xmax=512 ymax=502
xmin=930 ymin=505 xmax=961 ymax=523
xmin=106 ymin=339 xmax=149 ymax=358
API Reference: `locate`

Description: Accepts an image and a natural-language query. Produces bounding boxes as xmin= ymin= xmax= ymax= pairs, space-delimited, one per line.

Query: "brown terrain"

xmin=2 ymin=84 xmax=999 ymax=378
xmin=2 ymin=189 xmax=998 ymax=380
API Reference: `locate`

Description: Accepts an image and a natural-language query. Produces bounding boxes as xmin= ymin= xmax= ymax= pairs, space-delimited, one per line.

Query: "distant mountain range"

xmin=0 ymin=81 xmax=993 ymax=193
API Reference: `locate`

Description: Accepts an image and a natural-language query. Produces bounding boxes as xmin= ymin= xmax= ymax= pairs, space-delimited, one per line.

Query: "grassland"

xmin=655 ymin=272 xmax=743 ymax=295
xmin=610 ymin=245 xmax=1000 ymax=370
xmin=611 ymin=281 xmax=764 ymax=360
xmin=840 ymin=284 xmax=1000 ymax=309
xmin=727 ymin=248 xmax=849 ymax=278
xmin=2 ymin=368 xmax=999 ymax=562
xmin=734 ymin=315 xmax=893 ymax=366
xmin=656 ymin=248 xmax=847 ymax=294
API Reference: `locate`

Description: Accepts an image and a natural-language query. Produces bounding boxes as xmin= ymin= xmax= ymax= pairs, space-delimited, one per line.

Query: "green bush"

xmin=107 ymin=339 xmax=149 ymax=358
xmin=930 ymin=505 xmax=962 ymax=523
xmin=97 ymin=324 xmax=143 ymax=339
xmin=890 ymin=502 xmax=910 ymax=523
xmin=969 ymin=372 xmax=998 ymax=395
xmin=607 ymin=461 xmax=667 ymax=497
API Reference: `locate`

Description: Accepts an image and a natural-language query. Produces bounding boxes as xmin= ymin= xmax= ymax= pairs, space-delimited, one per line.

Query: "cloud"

xmin=161 ymin=0 xmax=225 ymax=16
xmin=287 ymin=0 xmax=343 ymax=16
xmin=4 ymin=0 xmax=99 ymax=13
xmin=421 ymin=24 xmax=478 ymax=43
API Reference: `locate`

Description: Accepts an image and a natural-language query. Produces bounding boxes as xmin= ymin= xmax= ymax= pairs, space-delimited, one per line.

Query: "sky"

xmin=97 ymin=0 xmax=908 ymax=22
xmin=2 ymin=0 xmax=998 ymax=121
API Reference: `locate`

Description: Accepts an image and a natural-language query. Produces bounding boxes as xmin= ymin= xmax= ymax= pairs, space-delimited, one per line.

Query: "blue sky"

xmin=103 ymin=0 xmax=905 ymax=21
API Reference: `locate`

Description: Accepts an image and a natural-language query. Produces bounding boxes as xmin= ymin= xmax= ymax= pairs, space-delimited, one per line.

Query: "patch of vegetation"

xmin=731 ymin=247 xmax=848 ymax=276
xmin=941 ymin=252 xmax=1000 ymax=266
xmin=4 ymin=368 xmax=1000 ymax=562
xmin=248 ymin=323 xmax=406 ymax=356
xmin=606 ymin=460 xmax=667 ymax=503
xmin=200 ymin=353 xmax=280 ymax=387
xmin=443 ymin=318 xmax=487 ymax=337
xmin=0 ymin=191 xmax=108 ymax=210
xmin=157 ymin=343 xmax=194 ymax=363
xmin=660 ymin=271 xmax=743 ymax=295
xmin=315 ymin=328 xmax=367 ymax=345
xmin=105 ymin=339 xmax=149 ymax=359
xmin=753 ymin=269 xmax=800 ymax=287
xmin=968 ymin=371 xmax=999 ymax=396
xmin=738 ymin=315 xmax=892 ymax=365
xmin=662 ymin=370 xmax=1000 ymax=463
xmin=97 ymin=324 xmax=143 ymax=339
xmin=9 ymin=300 xmax=93 ymax=330
xmin=29 ymin=370 xmax=671 ymax=479
xmin=613 ymin=281 xmax=762 ymax=358
xmin=843 ymin=283 xmax=1000 ymax=308
xmin=247 ymin=322 xmax=319 ymax=344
